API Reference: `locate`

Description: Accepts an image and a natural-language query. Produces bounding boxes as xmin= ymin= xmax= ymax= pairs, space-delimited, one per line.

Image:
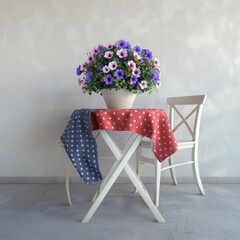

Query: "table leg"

xmin=81 ymin=134 xmax=142 ymax=223
xmin=123 ymin=163 xmax=165 ymax=223
xmin=82 ymin=131 xmax=165 ymax=223
xmin=91 ymin=131 xmax=139 ymax=202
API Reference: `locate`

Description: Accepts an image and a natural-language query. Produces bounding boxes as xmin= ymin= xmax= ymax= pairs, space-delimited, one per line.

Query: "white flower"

xmin=128 ymin=60 xmax=136 ymax=69
xmin=76 ymin=40 xmax=162 ymax=95
xmin=116 ymin=48 xmax=127 ymax=58
xmin=153 ymin=58 xmax=160 ymax=66
xmin=133 ymin=51 xmax=141 ymax=60
xmin=78 ymin=79 xmax=87 ymax=91
xmin=102 ymin=66 xmax=110 ymax=73
xmin=81 ymin=73 xmax=86 ymax=80
xmin=156 ymin=81 xmax=161 ymax=88
xmin=132 ymin=68 xmax=141 ymax=78
xmin=104 ymin=51 xmax=113 ymax=59
xmin=108 ymin=61 xmax=118 ymax=70
xmin=139 ymin=80 xmax=148 ymax=89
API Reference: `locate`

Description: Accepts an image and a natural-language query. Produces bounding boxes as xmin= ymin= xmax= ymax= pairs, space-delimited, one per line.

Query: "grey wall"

xmin=0 ymin=0 xmax=239 ymax=179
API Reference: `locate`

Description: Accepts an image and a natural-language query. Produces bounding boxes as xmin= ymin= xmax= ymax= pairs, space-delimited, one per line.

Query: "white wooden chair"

xmin=136 ymin=95 xmax=207 ymax=207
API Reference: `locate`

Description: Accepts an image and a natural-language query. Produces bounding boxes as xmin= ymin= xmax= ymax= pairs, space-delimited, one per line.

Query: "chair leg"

xmin=192 ymin=146 xmax=205 ymax=195
xmin=65 ymin=162 xmax=73 ymax=206
xmin=135 ymin=146 xmax=141 ymax=193
xmin=154 ymin=159 xmax=161 ymax=207
xmin=168 ymin=156 xmax=178 ymax=185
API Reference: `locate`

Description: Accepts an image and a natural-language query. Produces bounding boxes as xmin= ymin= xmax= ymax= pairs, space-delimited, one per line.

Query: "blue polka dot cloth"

xmin=61 ymin=109 xmax=102 ymax=184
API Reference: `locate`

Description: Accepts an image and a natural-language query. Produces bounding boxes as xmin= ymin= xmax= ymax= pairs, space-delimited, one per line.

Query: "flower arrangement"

xmin=76 ymin=39 xmax=161 ymax=95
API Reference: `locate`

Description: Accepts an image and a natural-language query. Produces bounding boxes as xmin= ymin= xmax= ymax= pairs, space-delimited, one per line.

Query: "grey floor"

xmin=0 ymin=183 xmax=239 ymax=240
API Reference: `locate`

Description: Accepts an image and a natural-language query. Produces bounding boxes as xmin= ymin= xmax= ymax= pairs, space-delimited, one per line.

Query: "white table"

xmin=63 ymin=108 xmax=178 ymax=223
xmin=80 ymin=129 xmax=165 ymax=223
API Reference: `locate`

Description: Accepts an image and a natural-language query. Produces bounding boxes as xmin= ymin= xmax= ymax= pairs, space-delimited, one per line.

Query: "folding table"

xmin=61 ymin=109 xmax=178 ymax=223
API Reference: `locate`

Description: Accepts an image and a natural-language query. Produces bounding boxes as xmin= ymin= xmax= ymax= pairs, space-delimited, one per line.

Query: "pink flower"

xmin=128 ymin=60 xmax=136 ymax=69
xmin=104 ymin=51 xmax=113 ymax=59
xmin=116 ymin=48 xmax=127 ymax=58
xmin=153 ymin=58 xmax=160 ymax=66
xmin=78 ymin=79 xmax=82 ymax=85
xmin=76 ymin=40 xmax=162 ymax=95
xmin=81 ymin=63 xmax=85 ymax=70
xmin=92 ymin=47 xmax=98 ymax=55
xmin=107 ymin=44 xmax=114 ymax=49
xmin=132 ymin=68 xmax=141 ymax=78
xmin=86 ymin=54 xmax=94 ymax=63
xmin=140 ymin=80 xmax=148 ymax=89
xmin=133 ymin=51 xmax=141 ymax=60
xmin=156 ymin=81 xmax=161 ymax=88
xmin=78 ymin=79 xmax=87 ymax=90
xmin=108 ymin=61 xmax=118 ymax=70
xmin=102 ymin=65 xmax=110 ymax=73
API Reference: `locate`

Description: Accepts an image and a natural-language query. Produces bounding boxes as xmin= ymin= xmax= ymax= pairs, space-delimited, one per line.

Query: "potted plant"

xmin=76 ymin=39 xmax=161 ymax=108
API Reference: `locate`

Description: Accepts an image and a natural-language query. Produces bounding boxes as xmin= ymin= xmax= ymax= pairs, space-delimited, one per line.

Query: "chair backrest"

xmin=167 ymin=95 xmax=207 ymax=142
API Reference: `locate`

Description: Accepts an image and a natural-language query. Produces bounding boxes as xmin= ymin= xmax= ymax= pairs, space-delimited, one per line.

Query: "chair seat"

xmin=177 ymin=140 xmax=195 ymax=149
xmin=140 ymin=137 xmax=152 ymax=148
xmin=140 ymin=138 xmax=195 ymax=149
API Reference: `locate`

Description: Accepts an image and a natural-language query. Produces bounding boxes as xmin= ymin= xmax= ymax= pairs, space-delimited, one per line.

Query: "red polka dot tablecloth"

xmin=91 ymin=109 xmax=178 ymax=162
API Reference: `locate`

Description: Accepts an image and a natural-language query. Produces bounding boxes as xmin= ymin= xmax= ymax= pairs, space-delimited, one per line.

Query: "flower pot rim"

xmin=101 ymin=89 xmax=137 ymax=96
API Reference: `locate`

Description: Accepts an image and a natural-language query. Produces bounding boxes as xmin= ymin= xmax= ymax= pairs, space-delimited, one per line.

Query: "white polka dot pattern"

xmin=61 ymin=109 xmax=102 ymax=184
xmin=61 ymin=108 xmax=178 ymax=184
xmin=92 ymin=109 xmax=178 ymax=162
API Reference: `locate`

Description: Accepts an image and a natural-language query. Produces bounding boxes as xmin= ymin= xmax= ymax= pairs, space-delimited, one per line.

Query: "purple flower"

xmin=76 ymin=65 xmax=82 ymax=76
xmin=98 ymin=44 xmax=105 ymax=51
xmin=134 ymin=45 xmax=141 ymax=53
xmin=86 ymin=71 xmax=93 ymax=82
xmin=117 ymin=40 xmax=127 ymax=49
xmin=146 ymin=51 xmax=153 ymax=60
xmin=114 ymin=69 xmax=124 ymax=79
xmin=76 ymin=40 xmax=161 ymax=95
xmin=142 ymin=49 xmax=148 ymax=55
xmin=125 ymin=41 xmax=131 ymax=49
xmin=130 ymin=75 xmax=138 ymax=84
xmin=98 ymin=64 xmax=104 ymax=70
xmin=151 ymin=70 xmax=160 ymax=81
xmin=104 ymin=74 xmax=112 ymax=85
xmin=142 ymin=49 xmax=153 ymax=60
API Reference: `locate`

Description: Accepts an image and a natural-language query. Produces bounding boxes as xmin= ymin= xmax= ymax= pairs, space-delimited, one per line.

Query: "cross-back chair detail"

xmin=136 ymin=95 xmax=207 ymax=207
